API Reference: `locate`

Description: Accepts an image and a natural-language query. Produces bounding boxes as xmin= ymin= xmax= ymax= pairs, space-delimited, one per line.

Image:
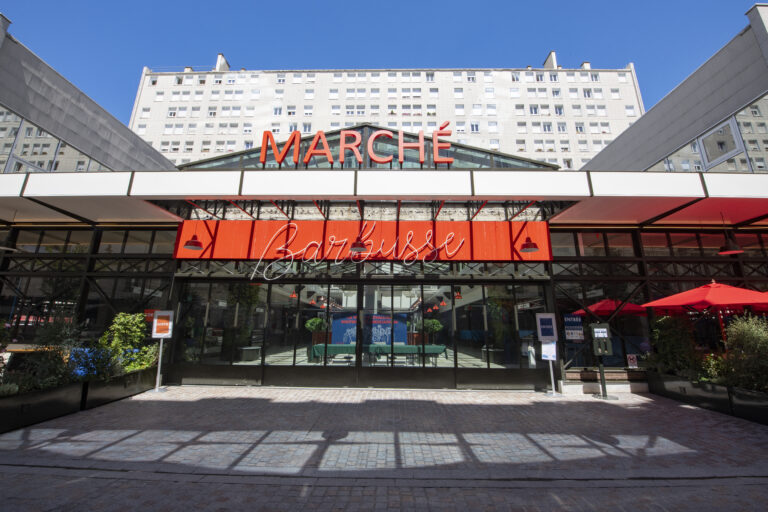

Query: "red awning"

xmin=642 ymin=282 xmax=768 ymax=312
xmin=572 ymin=298 xmax=646 ymax=317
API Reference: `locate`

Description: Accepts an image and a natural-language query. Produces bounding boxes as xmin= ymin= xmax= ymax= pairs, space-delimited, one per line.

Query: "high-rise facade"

xmin=128 ymin=52 xmax=644 ymax=168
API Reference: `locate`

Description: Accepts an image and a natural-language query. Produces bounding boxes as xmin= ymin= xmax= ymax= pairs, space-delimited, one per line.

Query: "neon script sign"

xmin=175 ymin=220 xmax=551 ymax=279
xmin=260 ymin=122 xmax=455 ymax=166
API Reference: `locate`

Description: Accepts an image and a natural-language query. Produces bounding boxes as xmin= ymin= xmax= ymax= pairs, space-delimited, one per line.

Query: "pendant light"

xmin=520 ymin=236 xmax=539 ymax=253
xmin=349 ymin=235 xmax=366 ymax=253
xmin=289 ymin=290 xmax=297 ymax=299
xmin=183 ymin=234 xmax=204 ymax=250
xmin=454 ymin=287 xmax=462 ymax=300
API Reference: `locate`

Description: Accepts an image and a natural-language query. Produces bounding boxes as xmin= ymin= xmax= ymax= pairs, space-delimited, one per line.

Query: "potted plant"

xmin=305 ymin=317 xmax=328 ymax=345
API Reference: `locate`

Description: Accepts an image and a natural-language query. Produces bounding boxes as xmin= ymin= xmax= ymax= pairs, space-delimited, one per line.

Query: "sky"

xmin=1 ymin=0 xmax=760 ymax=125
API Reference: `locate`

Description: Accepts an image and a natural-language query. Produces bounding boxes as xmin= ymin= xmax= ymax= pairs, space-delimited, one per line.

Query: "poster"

xmin=541 ymin=341 xmax=557 ymax=361
xmin=627 ymin=354 xmax=638 ymax=368
xmin=563 ymin=314 xmax=584 ymax=342
xmin=535 ymin=313 xmax=558 ymax=343
xmin=152 ymin=310 xmax=174 ymax=339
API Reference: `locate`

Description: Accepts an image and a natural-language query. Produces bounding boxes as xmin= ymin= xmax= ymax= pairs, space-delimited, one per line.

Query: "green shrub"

xmin=722 ymin=314 xmax=768 ymax=393
xmin=305 ymin=317 xmax=328 ymax=332
xmin=700 ymin=352 xmax=726 ymax=383
xmin=423 ymin=319 xmax=444 ymax=334
xmin=0 ymin=383 xmax=19 ymax=397
xmin=98 ymin=313 xmax=151 ymax=376
xmin=647 ymin=316 xmax=698 ymax=377
xmin=2 ymin=348 xmax=71 ymax=393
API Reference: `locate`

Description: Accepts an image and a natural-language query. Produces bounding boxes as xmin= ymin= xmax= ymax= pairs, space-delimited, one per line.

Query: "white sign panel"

xmin=151 ymin=310 xmax=174 ymax=339
xmin=535 ymin=313 xmax=558 ymax=343
xmin=541 ymin=341 xmax=557 ymax=361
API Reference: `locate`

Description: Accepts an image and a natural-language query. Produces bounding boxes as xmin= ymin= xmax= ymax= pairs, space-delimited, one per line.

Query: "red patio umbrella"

xmin=572 ymin=298 xmax=647 ymax=317
xmin=641 ymin=281 xmax=768 ymax=312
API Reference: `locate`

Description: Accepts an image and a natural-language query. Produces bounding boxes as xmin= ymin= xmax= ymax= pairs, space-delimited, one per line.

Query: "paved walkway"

xmin=1 ymin=386 xmax=768 ymax=511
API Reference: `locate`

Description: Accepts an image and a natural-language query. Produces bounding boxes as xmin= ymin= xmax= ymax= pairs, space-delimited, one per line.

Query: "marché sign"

xmin=260 ymin=122 xmax=455 ymax=166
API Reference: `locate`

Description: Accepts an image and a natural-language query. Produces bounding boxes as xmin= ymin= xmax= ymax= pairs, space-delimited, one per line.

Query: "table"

xmin=309 ymin=344 xmax=447 ymax=364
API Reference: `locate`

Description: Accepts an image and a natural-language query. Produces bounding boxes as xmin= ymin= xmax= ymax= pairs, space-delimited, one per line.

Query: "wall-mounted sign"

xmin=563 ymin=314 xmax=584 ymax=342
xmin=175 ymin=220 xmax=552 ymax=268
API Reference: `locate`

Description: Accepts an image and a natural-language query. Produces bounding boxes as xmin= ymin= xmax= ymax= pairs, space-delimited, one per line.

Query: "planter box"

xmin=647 ymin=371 xmax=732 ymax=415
xmin=83 ymin=368 xmax=156 ymax=410
xmin=0 ymin=382 xmax=84 ymax=434
xmin=730 ymin=387 xmax=768 ymax=426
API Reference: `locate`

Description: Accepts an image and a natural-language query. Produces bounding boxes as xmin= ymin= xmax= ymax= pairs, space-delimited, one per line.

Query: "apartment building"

xmin=128 ymin=52 xmax=644 ymax=168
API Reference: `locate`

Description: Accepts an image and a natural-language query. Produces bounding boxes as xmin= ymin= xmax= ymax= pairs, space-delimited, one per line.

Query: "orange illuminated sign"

xmin=258 ymin=122 xmax=456 ymax=165
xmin=175 ymin=220 xmax=551 ymax=267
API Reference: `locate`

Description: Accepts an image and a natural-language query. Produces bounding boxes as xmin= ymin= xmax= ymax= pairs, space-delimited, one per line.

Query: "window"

xmin=270 ymin=123 xmax=280 ymax=134
xmin=578 ymin=140 xmax=589 ymax=152
xmin=510 ymin=87 xmax=520 ymax=98
xmin=453 ymin=71 xmax=462 ymax=82
xmin=470 ymin=121 xmax=479 ymax=133
xmin=211 ymin=90 xmax=220 ymax=100
xmin=273 ymin=106 xmax=282 ymax=116
xmin=357 ymin=88 xmax=366 ymax=98
xmin=618 ymin=72 xmax=627 ymax=83
xmin=516 ymin=139 xmax=526 ymax=151
xmin=387 ymin=88 xmax=397 ymax=98
xmin=590 ymin=72 xmax=600 ymax=82
xmin=542 ymin=122 xmax=552 ymax=133
xmin=552 ymin=88 xmax=561 ymax=98
xmin=333 ymin=73 xmax=342 ymax=82
xmin=329 ymin=88 xmax=339 ymax=99
xmin=484 ymin=87 xmax=495 ymax=98
xmin=549 ymin=73 xmax=558 ymax=82
xmin=472 ymin=104 xmax=482 ymax=115
xmin=594 ymin=88 xmax=603 ymax=99
xmin=515 ymin=104 xmax=525 ymax=116
xmin=625 ymin=105 xmax=636 ymax=116
xmin=579 ymin=72 xmax=589 ymax=82
xmin=304 ymin=105 xmax=313 ymax=116
xmin=346 ymin=105 xmax=355 ymax=116
xmin=401 ymin=88 xmax=411 ymax=98
xmin=163 ymin=123 xmax=173 ymax=135
xmin=275 ymin=89 xmax=284 ymax=98
xmin=155 ymin=92 xmax=164 ymax=101
xmin=453 ymin=87 xmax=464 ymax=98
xmin=589 ymin=122 xmax=599 ymax=134
xmin=600 ymin=122 xmax=611 ymax=133
xmin=596 ymin=105 xmax=607 ymax=117
xmin=488 ymin=121 xmax=498 ymax=133
xmin=751 ymin=105 xmax=762 ymax=117
xmin=535 ymin=73 xmax=544 ymax=82
xmin=292 ymin=73 xmax=302 ymax=83
xmin=554 ymin=105 xmax=564 ymax=116
xmin=560 ymin=140 xmax=570 ymax=152
xmin=456 ymin=122 xmax=466 ymax=133
xmin=610 ymin=88 xmax=620 ymax=99
xmin=428 ymin=88 xmax=438 ymax=98
xmin=184 ymin=141 xmax=194 ymax=152
xmin=305 ymin=88 xmax=314 ymax=99
xmin=426 ymin=72 xmax=435 ymax=82
xmin=388 ymin=72 xmax=397 ymax=81
xmin=371 ymin=104 xmax=380 ymax=115
xmin=583 ymin=88 xmax=592 ymax=99
xmin=370 ymin=88 xmax=380 ymax=98
xmin=287 ymin=105 xmax=296 ymax=116
xmin=466 ymin=71 xmax=476 ymax=82
xmin=563 ymin=158 xmax=573 ymax=168
xmin=532 ymin=122 xmax=542 ymax=134
xmin=140 ymin=107 xmax=150 ymax=118
xmin=586 ymin=105 xmax=596 ymax=116
xmin=490 ymin=139 xmax=500 ymax=149
xmin=401 ymin=71 xmax=411 ymax=81
xmin=302 ymin=123 xmax=312 ymax=133
xmin=540 ymin=104 xmax=550 ymax=116
xmin=243 ymin=123 xmax=252 ymax=134
xmin=288 ymin=122 xmax=297 ymax=132
xmin=557 ymin=122 xmax=567 ymax=133
xmin=524 ymin=71 xmax=534 ymax=82
xmin=137 ymin=124 xmax=147 ymax=135
xmin=572 ymin=105 xmax=582 ymax=116
xmin=484 ymin=71 xmax=493 ymax=82
xmin=569 ymin=88 xmax=578 ymax=99
xmin=566 ymin=72 xmax=575 ymax=82
xmin=575 ymin=122 xmax=584 ymax=133
xmin=198 ymin=76 xmax=206 ymax=85
xmin=167 ymin=107 xmax=177 ymax=118
xmin=307 ymin=73 xmax=315 ymax=82
xmin=331 ymin=105 xmax=340 ymax=116
xmin=529 ymin=105 xmax=539 ymax=115
xmin=511 ymin=71 xmax=520 ymax=82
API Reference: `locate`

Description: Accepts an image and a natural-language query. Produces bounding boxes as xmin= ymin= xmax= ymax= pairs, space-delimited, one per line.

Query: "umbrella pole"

xmin=717 ymin=309 xmax=727 ymax=345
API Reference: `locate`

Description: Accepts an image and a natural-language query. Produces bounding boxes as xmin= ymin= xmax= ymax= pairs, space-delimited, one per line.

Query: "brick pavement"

xmin=1 ymin=386 xmax=768 ymax=510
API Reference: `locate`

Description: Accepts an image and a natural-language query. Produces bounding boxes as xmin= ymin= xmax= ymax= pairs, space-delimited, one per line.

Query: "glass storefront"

xmin=2 ymin=225 xmax=767 ymax=389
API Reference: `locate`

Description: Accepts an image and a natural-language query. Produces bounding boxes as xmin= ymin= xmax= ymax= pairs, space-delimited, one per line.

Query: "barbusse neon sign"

xmin=175 ymin=220 xmax=552 ymax=281
xmin=259 ymin=122 xmax=455 ymax=166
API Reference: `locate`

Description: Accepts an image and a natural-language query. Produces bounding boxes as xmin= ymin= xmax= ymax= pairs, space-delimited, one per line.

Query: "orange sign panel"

xmin=174 ymin=220 xmax=551 ymax=262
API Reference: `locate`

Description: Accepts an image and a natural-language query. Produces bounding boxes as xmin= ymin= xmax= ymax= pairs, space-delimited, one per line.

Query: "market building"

xmin=2 ymin=6 xmax=768 ymax=391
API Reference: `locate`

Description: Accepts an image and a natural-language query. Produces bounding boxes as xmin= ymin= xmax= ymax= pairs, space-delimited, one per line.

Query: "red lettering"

xmin=398 ymin=130 xmax=425 ymax=164
xmin=432 ymin=121 xmax=454 ymax=165
xmin=303 ymin=130 xmax=334 ymax=164
xmin=339 ymin=130 xmax=363 ymax=164
xmin=367 ymin=130 xmax=394 ymax=164
xmin=259 ymin=130 xmax=301 ymax=165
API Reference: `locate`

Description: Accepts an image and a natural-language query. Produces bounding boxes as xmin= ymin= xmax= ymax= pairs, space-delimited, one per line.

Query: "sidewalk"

xmin=1 ymin=386 xmax=767 ymax=510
